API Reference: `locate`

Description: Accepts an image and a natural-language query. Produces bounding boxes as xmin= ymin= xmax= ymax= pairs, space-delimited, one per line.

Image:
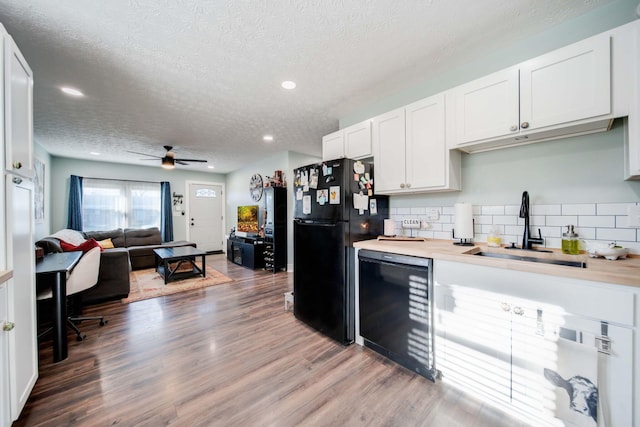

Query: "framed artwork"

xmin=34 ymin=158 xmax=45 ymax=223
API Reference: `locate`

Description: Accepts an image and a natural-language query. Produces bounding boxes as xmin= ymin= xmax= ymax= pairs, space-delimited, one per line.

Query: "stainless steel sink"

xmin=473 ymin=251 xmax=587 ymax=268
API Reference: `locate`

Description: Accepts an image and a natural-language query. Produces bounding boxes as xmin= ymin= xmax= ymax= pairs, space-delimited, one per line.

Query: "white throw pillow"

xmin=51 ymin=229 xmax=86 ymax=245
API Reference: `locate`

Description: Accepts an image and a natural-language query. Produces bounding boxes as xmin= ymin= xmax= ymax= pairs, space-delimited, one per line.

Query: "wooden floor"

xmin=15 ymin=254 xmax=526 ymax=427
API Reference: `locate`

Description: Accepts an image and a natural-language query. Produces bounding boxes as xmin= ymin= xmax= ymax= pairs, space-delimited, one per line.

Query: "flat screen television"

xmin=236 ymin=205 xmax=259 ymax=236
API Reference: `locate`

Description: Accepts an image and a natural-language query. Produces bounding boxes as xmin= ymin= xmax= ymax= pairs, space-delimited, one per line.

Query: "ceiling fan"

xmin=127 ymin=145 xmax=207 ymax=169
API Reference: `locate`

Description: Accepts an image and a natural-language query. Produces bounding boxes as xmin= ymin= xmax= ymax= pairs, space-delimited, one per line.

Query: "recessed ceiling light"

xmin=263 ymin=135 xmax=274 ymax=142
xmin=61 ymin=87 xmax=84 ymax=97
xmin=281 ymin=81 xmax=296 ymax=90
xmin=90 ymin=152 xmax=100 ymax=156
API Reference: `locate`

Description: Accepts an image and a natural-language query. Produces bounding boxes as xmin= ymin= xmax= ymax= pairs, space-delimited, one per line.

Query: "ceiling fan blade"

xmin=139 ymin=158 xmax=158 ymax=161
xmin=174 ymin=158 xmax=207 ymax=163
xmin=126 ymin=150 xmax=162 ymax=158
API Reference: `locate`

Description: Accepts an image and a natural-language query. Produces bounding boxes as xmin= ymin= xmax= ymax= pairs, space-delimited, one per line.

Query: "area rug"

xmin=122 ymin=265 xmax=233 ymax=303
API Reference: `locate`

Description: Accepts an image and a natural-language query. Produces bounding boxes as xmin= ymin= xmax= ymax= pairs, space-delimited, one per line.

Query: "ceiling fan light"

xmin=161 ymin=157 xmax=175 ymax=169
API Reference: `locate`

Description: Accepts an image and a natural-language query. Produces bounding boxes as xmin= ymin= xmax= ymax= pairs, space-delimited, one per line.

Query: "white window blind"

xmin=82 ymin=178 xmax=161 ymax=232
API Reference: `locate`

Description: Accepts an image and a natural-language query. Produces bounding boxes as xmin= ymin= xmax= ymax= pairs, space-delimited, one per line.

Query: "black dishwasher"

xmin=358 ymin=249 xmax=435 ymax=381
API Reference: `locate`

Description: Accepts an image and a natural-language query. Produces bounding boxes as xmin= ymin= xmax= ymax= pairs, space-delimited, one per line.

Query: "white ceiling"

xmin=0 ymin=0 xmax=614 ymax=173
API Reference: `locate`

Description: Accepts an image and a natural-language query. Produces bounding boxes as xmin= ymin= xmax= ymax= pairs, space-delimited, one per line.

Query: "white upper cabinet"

xmin=452 ymin=33 xmax=612 ymax=152
xmin=372 ymin=107 xmax=406 ymax=193
xmin=344 ymin=121 xmax=371 ymax=159
xmin=454 ymin=68 xmax=520 ymax=145
xmin=322 ymin=120 xmax=372 ymax=161
xmin=373 ymin=93 xmax=460 ymax=194
xmin=321 ymin=130 xmax=344 ymax=161
xmin=519 ymin=35 xmax=610 ymax=131
xmin=624 ymin=20 xmax=640 ymax=180
xmin=3 ymin=31 xmax=33 ymax=178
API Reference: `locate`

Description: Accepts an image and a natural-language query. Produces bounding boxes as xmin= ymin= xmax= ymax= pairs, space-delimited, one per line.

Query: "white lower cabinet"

xmin=0 ymin=281 xmax=10 ymax=427
xmin=4 ymin=177 xmax=37 ymax=422
xmin=434 ymin=260 xmax=635 ymax=427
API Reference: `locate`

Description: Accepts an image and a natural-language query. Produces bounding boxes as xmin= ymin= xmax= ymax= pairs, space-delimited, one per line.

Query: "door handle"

xmin=3 ymin=322 xmax=15 ymax=331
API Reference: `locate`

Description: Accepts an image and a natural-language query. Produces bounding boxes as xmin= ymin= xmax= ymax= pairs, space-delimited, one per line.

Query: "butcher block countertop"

xmin=0 ymin=270 xmax=13 ymax=285
xmin=353 ymin=238 xmax=640 ymax=288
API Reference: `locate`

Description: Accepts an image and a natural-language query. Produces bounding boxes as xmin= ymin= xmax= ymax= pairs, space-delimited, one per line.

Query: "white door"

xmin=187 ymin=182 xmax=224 ymax=252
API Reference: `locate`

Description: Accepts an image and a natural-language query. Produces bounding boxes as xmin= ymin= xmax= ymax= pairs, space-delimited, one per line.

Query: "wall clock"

xmin=250 ymin=173 xmax=264 ymax=201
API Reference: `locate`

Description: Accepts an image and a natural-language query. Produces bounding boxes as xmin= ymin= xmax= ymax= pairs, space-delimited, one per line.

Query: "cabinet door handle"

xmin=500 ymin=302 xmax=511 ymax=312
xmin=510 ymin=125 xmax=518 ymax=132
xmin=12 ymin=177 xmax=22 ymax=185
xmin=12 ymin=161 xmax=22 ymax=169
xmin=400 ymin=183 xmax=405 ymax=189
xmin=406 ymin=183 xmax=411 ymax=188
xmin=3 ymin=322 xmax=15 ymax=332
xmin=513 ymin=306 xmax=524 ymax=316
xmin=520 ymin=122 xmax=529 ymax=129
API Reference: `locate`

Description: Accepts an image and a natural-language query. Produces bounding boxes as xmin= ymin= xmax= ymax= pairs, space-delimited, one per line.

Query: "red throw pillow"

xmin=59 ymin=238 xmax=103 ymax=253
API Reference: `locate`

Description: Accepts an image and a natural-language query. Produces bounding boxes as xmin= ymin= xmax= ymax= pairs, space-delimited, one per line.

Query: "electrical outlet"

xmin=402 ymin=218 xmax=420 ymax=229
xmin=628 ymin=205 xmax=640 ymax=227
xmin=427 ymin=208 xmax=440 ymax=221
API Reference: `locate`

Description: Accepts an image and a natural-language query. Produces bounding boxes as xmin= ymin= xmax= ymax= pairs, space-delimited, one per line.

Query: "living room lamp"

xmin=161 ymin=156 xmax=175 ymax=170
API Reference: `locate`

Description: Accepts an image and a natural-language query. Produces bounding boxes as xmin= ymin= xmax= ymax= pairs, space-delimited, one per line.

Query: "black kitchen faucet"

xmin=519 ymin=191 xmax=545 ymax=250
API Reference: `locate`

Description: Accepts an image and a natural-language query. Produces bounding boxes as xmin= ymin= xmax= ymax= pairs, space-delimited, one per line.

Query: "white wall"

xmin=33 ymin=142 xmax=52 ymax=239
xmin=225 ymin=150 xmax=321 ymax=268
xmin=48 ymin=156 xmax=225 ymax=241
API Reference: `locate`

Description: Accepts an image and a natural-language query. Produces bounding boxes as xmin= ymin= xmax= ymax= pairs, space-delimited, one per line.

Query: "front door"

xmin=187 ymin=182 xmax=224 ymax=252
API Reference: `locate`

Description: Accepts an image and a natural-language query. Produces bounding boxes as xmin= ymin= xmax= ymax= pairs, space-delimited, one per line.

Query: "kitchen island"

xmin=353 ymin=238 xmax=639 ymax=427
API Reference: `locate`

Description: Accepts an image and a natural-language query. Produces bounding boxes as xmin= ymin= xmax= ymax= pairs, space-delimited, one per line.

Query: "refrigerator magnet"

xmin=317 ymin=189 xmax=328 ymax=205
xmin=301 ymin=170 xmax=309 ymax=186
xmin=353 ymin=173 xmax=359 ymax=182
xmin=303 ymin=195 xmax=311 ymax=214
xmin=370 ymin=199 xmax=377 ymax=215
xmin=322 ymin=163 xmax=332 ymax=176
xmin=329 ymin=186 xmax=340 ymax=204
xmin=354 ymin=161 xmax=365 ymax=174
xmin=309 ymin=168 xmax=319 ymax=189
xmin=296 ymin=188 xmax=303 ymax=201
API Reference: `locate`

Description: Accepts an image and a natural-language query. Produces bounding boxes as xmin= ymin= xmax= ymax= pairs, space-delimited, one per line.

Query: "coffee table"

xmin=153 ymin=246 xmax=207 ymax=284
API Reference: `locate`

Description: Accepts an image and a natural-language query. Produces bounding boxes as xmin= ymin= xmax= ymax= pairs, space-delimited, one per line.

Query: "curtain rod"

xmin=77 ymin=175 xmax=165 ymax=185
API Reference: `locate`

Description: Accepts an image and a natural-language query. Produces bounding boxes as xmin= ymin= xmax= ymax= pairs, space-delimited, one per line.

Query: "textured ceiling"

xmin=0 ymin=0 xmax=613 ymax=173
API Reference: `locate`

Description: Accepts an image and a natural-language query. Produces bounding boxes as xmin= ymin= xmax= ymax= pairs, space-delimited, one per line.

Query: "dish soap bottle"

xmin=562 ymin=225 xmax=579 ymax=254
xmin=487 ymin=225 xmax=501 ymax=247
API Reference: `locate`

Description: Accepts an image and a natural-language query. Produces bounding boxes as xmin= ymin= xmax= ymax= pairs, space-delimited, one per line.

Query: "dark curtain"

xmin=67 ymin=175 xmax=83 ymax=231
xmin=160 ymin=182 xmax=173 ymax=242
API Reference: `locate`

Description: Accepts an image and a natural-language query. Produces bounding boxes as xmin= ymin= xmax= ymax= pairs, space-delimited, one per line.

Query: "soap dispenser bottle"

xmin=562 ymin=225 xmax=579 ymax=254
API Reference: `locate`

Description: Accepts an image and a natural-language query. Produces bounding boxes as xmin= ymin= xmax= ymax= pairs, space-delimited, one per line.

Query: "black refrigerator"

xmin=293 ymin=158 xmax=388 ymax=345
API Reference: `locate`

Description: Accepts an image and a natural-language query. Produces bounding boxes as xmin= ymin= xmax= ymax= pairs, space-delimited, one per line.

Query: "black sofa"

xmin=36 ymin=227 xmax=196 ymax=305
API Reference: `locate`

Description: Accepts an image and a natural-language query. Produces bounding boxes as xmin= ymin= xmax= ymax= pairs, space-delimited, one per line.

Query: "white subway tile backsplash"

xmin=393 ymin=201 xmax=639 ymax=250
xmin=493 ymin=215 xmax=518 ymax=225
xmin=597 ymin=202 xmax=636 ymax=216
xmin=578 ymin=215 xmax=615 ymax=228
xmin=576 ymin=227 xmax=596 ymax=239
xmin=562 ymin=204 xmax=596 ymax=215
xmin=546 ymin=215 xmax=577 ymax=227
xmin=482 ymin=205 xmax=504 ymax=215
xmin=596 ymin=228 xmax=637 ymax=242
xmin=505 ymin=205 xmax=520 ymax=215
xmin=475 ymin=215 xmax=493 ymax=225
xmin=530 ymin=216 xmax=545 ymax=226
xmin=531 ymin=204 xmax=561 ymax=216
